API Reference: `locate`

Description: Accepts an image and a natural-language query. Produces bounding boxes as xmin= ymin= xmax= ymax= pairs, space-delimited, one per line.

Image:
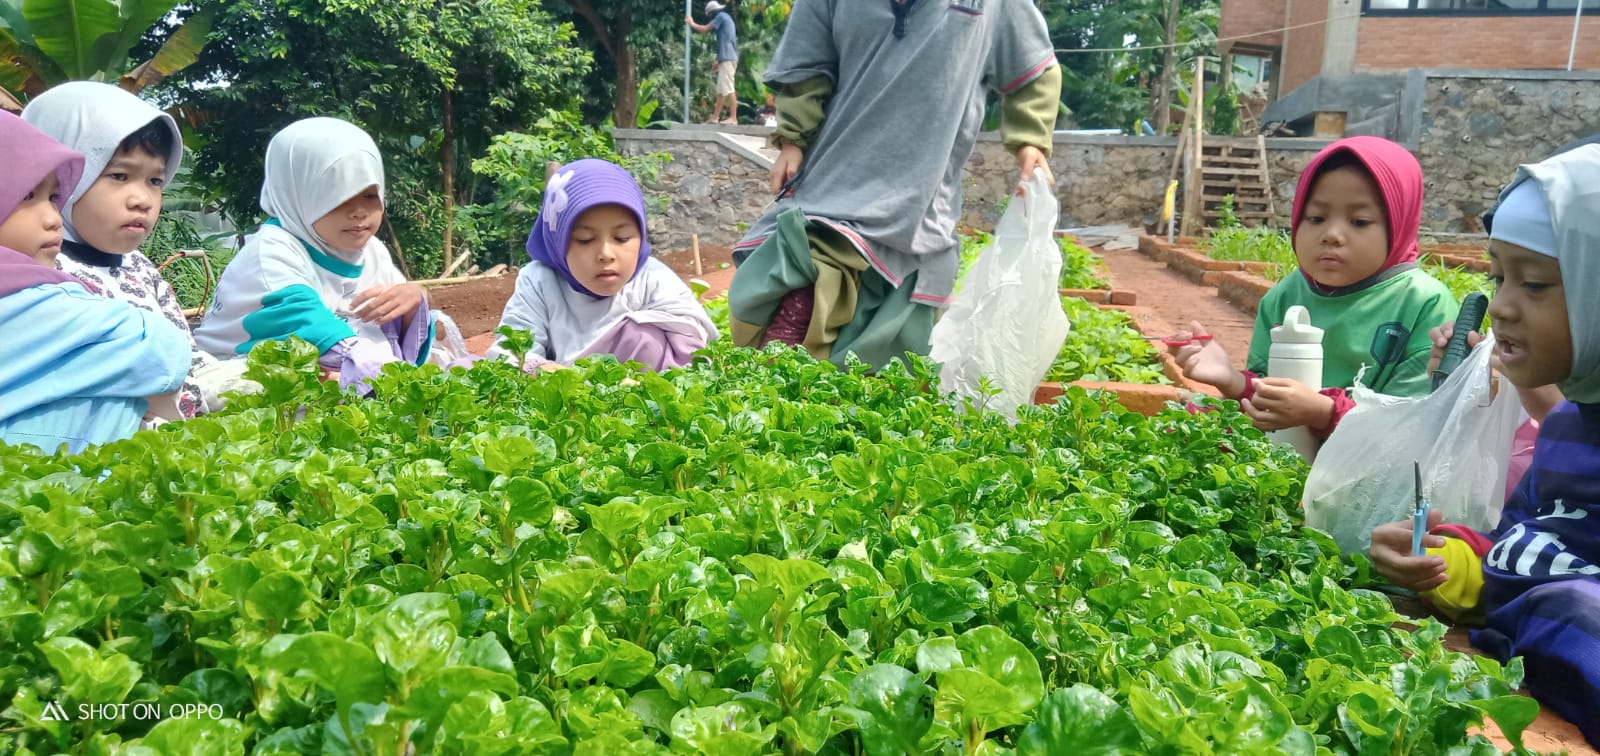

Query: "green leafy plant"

xmin=0 ymin=0 xmax=214 ymax=98
xmin=955 ymin=232 xmax=1110 ymax=294
xmin=1057 ymin=236 xmax=1110 ymax=291
xmin=0 ymin=340 xmax=1541 ymax=754
xmin=1203 ymin=223 xmax=1298 ymax=281
xmin=1045 ymin=296 xmax=1170 ymax=383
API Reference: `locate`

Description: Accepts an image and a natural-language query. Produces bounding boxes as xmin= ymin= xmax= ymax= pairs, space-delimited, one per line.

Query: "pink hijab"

xmin=1291 ymin=136 xmax=1424 ymax=288
xmin=0 ymin=111 xmax=84 ymax=297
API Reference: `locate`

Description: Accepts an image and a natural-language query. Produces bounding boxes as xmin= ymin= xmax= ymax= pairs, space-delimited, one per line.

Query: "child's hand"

xmin=1242 ymin=377 xmax=1333 ymax=431
xmin=1426 ymin=321 xmax=1485 ymax=374
xmin=1429 ymin=320 xmax=1564 ymax=421
xmin=771 ymin=144 xmax=803 ymax=196
xmin=351 ymin=283 xmax=424 ymax=324
xmin=1014 ymin=146 xmax=1053 ymax=196
xmin=1167 ymin=321 xmax=1245 ymax=395
xmin=1370 ymin=508 xmax=1448 ymax=591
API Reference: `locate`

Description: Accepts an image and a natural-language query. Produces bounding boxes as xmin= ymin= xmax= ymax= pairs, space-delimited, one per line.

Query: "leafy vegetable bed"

xmin=1043 ymin=298 xmax=1171 ymax=385
xmin=0 ymin=341 xmax=1539 ymax=754
xmin=956 ymin=232 xmax=1110 ymax=292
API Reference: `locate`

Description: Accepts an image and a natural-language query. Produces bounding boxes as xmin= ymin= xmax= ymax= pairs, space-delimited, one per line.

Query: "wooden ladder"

xmin=1197 ymin=135 xmax=1276 ymax=228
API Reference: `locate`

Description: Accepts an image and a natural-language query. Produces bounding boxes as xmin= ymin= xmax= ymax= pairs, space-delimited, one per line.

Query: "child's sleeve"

xmin=764 ymin=0 xmax=837 ymax=87
xmin=1423 ymin=525 xmax=1495 ymax=622
xmin=238 ymin=245 xmax=357 ymax=356
xmin=984 ymin=0 xmax=1058 ymax=106
xmin=15 ymin=286 xmax=191 ymax=402
xmin=999 ymin=65 xmax=1062 ymax=157
xmin=489 ymin=268 xmax=555 ymax=370
xmin=770 ymin=77 xmax=833 ymax=150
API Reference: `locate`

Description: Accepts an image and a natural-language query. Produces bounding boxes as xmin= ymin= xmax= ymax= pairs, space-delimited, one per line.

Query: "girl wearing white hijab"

xmin=21 ymin=81 xmax=220 ymax=418
xmin=195 ymin=118 xmax=430 ymax=394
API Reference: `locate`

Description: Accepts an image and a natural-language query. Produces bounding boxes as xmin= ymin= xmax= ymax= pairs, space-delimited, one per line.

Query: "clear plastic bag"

xmin=928 ymin=169 xmax=1071 ymax=420
xmin=1303 ymin=334 xmax=1524 ymax=554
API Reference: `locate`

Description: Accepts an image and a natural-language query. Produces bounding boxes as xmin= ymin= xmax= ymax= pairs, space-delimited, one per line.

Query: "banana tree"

xmin=0 ymin=0 xmax=213 ymax=100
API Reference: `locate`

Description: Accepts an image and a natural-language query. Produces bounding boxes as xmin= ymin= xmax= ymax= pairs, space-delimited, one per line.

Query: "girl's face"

xmin=73 ymin=146 xmax=165 ymax=254
xmin=311 ymin=185 xmax=384 ymax=253
xmin=566 ymin=204 xmax=641 ymax=296
xmin=0 ymin=173 xmax=65 ymax=266
xmin=1293 ymin=165 xmax=1390 ymax=288
xmin=1488 ymin=240 xmax=1572 ymax=390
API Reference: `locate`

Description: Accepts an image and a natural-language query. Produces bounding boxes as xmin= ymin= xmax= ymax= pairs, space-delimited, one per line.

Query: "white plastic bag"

xmin=928 ymin=169 xmax=1071 ymax=420
xmin=1303 ymin=334 xmax=1524 ymax=554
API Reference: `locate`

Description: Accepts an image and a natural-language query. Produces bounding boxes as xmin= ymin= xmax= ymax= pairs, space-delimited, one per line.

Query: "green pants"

xmin=729 ymin=207 xmax=936 ymax=370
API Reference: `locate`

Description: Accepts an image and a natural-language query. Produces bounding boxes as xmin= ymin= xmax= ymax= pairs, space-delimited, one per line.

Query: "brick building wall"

xmin=1356 ymin=16 xmax=1599 ymax=72
xmin=1219 ymin=0 xmax=1285 ymax=48
xmin=1281 ymin=0 xmax=1329 ymax=95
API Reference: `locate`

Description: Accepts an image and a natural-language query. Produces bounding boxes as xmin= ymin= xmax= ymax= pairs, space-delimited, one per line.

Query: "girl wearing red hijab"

xmin=1170 ymin=136 xmax=1459 ymax=440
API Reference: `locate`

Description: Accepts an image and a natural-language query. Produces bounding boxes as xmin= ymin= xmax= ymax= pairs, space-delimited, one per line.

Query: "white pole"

xmin=1570 ymin=0 xmax=1585 ymax=72
xmin=684 ymin=0 xmax=693 ymax=123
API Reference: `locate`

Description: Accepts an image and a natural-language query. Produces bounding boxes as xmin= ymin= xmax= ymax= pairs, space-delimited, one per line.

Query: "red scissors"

xmin=1156 ymin=332 xmax=1214 ymax=348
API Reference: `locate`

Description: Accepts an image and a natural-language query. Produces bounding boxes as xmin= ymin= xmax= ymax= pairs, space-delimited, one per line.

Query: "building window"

xmin=1364 ymin=0 xmax=1595 ymax=11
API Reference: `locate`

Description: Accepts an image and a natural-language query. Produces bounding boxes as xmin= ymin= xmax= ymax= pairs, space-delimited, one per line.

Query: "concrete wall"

xmin=1357 ymin=15 xmax=1600 ymax=72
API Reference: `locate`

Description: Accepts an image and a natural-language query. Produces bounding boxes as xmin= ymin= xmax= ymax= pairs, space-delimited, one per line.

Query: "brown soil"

xmin=656 ymin=243 xmax=737 ymax=281
xmin=1093 ymin=244 xmax=1256 ymax=370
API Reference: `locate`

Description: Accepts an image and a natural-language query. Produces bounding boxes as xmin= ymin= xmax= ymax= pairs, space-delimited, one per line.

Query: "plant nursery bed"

xmin=1167 ymin=247 xmax=1279 ymax=286
xmin=1216 ymin=269 xmax=1278 ymax=316
xmin=1035 ymin=301 xmax=1219 ymax=415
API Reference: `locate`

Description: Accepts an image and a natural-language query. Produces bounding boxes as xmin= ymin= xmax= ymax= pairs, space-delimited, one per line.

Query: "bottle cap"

xmin=1270 ymin=305 xmax=1323 ymax=345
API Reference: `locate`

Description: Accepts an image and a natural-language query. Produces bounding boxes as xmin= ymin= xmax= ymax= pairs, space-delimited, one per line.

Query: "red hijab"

xmin=1291 ymin=136 xmax=1423 ymax=288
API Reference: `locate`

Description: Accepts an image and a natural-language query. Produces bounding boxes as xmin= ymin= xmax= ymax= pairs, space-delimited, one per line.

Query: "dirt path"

xmin=1095 ymin=245 xmax=1256 ymax=370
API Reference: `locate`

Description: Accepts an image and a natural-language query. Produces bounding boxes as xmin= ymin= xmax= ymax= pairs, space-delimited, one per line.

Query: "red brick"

xmin=1357 ymin=16 xmax=1600 ymax=71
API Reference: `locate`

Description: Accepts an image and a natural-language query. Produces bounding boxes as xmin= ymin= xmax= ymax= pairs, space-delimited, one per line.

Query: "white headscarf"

xmin=260 ymin=117 xmax=386 ymax=265
xmin=19 ymin=81 xmax=183 ymax=243
xmin=1495 ymin=144 xmax=1600 ymax=404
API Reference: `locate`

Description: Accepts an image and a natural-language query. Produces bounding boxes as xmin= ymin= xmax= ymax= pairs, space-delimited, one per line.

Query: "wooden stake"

xmin=1181 ymin=58 xmax=1206 ymax=236
xmin=691 ymin=234 xmax=703 ymax=276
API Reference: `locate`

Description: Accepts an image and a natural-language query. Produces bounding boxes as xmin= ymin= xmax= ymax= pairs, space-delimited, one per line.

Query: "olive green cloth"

xmin=729 ymin=207 xmax=935 ymax=370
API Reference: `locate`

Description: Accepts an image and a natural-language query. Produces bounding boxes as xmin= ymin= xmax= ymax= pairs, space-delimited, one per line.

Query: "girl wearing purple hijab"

xmin=0 ymin=112 xmax=189 ymax=454
xmin=490 ymin=159 xmax=718 ymax=372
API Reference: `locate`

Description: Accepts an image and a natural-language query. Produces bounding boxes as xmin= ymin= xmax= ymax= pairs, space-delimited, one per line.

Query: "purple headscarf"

xmin=0 ymin=111 xmax=84 ymax=297
xmin=525 ymin=159 xmax=652 ymax=298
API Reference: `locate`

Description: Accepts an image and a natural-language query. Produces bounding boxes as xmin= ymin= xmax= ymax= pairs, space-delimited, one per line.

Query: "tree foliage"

xmin=156 ymin=0 xmax=591 ymax=277
xmin=0 ymin=0 xmax=213 ymax=99
xmin=1046 ymin=0 xmax=1218 ymax=131
xmin=549 ymin=0 xmax=790 ymax=128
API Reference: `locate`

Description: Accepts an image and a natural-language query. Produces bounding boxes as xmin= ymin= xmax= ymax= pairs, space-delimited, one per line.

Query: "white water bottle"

xmin=1267 ymin=305 xmax=1324 ymax=462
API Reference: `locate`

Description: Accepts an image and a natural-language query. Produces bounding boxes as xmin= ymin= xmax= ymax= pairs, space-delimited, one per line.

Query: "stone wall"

xmin=617 ymin=71 xmax=1600 ymax=251
xmin=617 ymin=128 xmax=1328 ymax=252
xmin=1412 ymin=71 xmax=1600 ymax=233
xmin=616 ymin=129 xmax=775 ymax=253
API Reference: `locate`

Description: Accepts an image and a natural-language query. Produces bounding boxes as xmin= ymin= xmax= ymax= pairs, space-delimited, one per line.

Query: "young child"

xmin=0 ymin=112 xmax=190 ymax=454
xmin=727 ymin=0 xmax=1061 ymax=370
xmin=21 ymin=81 xmax=220 ymax=418
xmin=490 ymin=159 xmax=717 ymax=372
xmin=194 ymin=117 xmax=431 ymax=394
xmin=1370 ymin=144 xmax=1600 ymax=747
xmin=1170 ymin=136 xmax=1458 ymax=440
